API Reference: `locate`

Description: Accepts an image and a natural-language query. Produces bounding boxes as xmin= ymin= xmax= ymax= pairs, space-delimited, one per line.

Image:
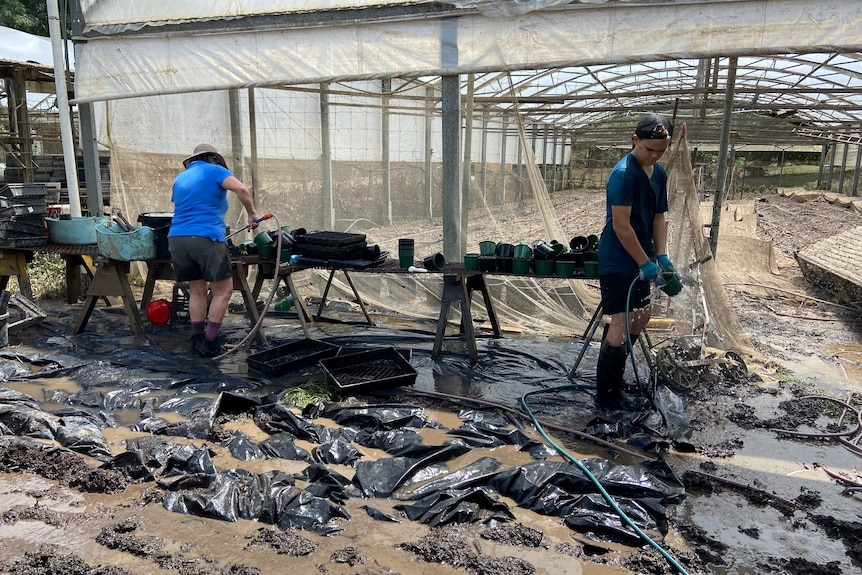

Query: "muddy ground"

xmin=0 ymin=189 xmax=861 ymax=575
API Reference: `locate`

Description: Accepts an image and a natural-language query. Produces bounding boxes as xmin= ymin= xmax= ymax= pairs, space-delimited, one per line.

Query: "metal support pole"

xmin=500 ymin=113 xmax=508 ymax=204
xmin=47 ymin=0 xmax=82 ymax=216
xmin=460 ymin=74 xmax=474 ymax=257
xmin=837 ymin=142 xmax=849 ymax=196
xmin=382 ymin=79 xmax=392 ymax=226
xmin=248 ymin=88 xmax=259 ymax=198
xmin=480 ymin=104 xmax=489 ymax=200
xmin=441 ymin=75 xmax=461 ymax=264
xmin=853 ymin=142 xmax=862 ymax=197
xmin=319 ymin=82 xmax=334 ymax=229
xmin=708 ymin=57 xmax=738 ymax=258
xmin=424 ymin=84 xmax=434 ymax=218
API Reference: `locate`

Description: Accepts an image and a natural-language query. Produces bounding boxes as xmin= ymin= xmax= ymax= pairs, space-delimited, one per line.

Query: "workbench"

xmin=0 ymin=243 xmax=270 ymax=342
xmin=256 ymin=258 xmax=509 ymax=362
xmin=0 ymin=243 xmax=99 ymax=303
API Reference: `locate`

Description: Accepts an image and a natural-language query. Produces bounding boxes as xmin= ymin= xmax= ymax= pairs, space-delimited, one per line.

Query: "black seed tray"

xmin=0 ymin=203 xmax=47 ymax=216
xmin=319 ymin=347 xmax=417 ymax=393
xmin=293 ymin=251 xmax=388 ymax=270
xmin=0 ymin=237 xmax=47 ymax=247
xmin=0 ymin=217 xmax=46 ymax=234
xmin=247 ymin=338 xmax=341 ymax=375
xmin=0 ymin=184 xmax=47 ymax=198
xmin=295 ymin=242 xmax=367 ymax=260
xmin=294 ymin=231 xmax=367 ymax=248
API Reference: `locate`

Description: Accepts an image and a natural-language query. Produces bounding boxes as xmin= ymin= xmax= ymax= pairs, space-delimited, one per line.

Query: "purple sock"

xmin=205 ymin=322 xmax=222 ymax=341
xmin=191 ymin=321 xmax=205 ymax=335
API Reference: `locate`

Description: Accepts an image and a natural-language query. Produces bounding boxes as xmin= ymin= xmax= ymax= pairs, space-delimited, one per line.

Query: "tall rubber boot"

xmin=595 ymin=340 xmax=628 ymax=409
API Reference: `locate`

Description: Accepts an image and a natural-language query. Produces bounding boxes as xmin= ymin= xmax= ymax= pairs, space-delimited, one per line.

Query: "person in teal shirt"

xmin=595 ymin=114 xmax=677 ymax=410
xmin=169 ymin=144 xmax=259 ymax=357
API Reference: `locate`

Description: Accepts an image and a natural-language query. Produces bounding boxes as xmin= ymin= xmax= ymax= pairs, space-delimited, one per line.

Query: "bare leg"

xmin=206 ymin=276 xmax=233 ymax=326
xmin=187 ymin=279 xmax=209 ymax=323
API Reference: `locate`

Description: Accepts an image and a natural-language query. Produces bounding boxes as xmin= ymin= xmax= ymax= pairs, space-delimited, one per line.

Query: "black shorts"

xmin=168 ymin=236 xmax=232 ymax=283
xmin=599 ymin=274 xmax=652 ymax=314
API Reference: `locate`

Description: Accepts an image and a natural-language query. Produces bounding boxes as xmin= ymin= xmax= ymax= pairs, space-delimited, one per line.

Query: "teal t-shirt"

xmin=168 ymin=160 xmax=231 ymax=242
xmin=597 ymin=153 xmax=668 ymax=276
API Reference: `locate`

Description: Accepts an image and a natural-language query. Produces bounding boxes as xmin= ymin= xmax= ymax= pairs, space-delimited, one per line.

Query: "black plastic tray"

xmin=295 ymin=242 xmax=367 ymax=260
xmin=295 ymin=231 xmax=367 ymax=248
xmin=293 ymin=251 xmax=388 ymax=270
xmin=0 ymin=184 xmax=47 ymax=198
xmin=319 ymin=347 xmax=417 ymax=393
xmin=246 ymin=338 xmax=341 ymax=375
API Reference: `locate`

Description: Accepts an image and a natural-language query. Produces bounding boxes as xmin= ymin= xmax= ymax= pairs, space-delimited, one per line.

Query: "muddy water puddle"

xmin=0 ymin=366 xmax=636 ymax=575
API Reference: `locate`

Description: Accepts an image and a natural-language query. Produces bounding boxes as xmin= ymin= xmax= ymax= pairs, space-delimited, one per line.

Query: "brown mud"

xmin=0 ymin=190 xmax=861 ymax=575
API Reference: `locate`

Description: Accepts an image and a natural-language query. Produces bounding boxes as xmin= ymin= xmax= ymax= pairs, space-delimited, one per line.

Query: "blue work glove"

xmin=638 ymin=260 xmax=659 ymax=281
xmin=656 ymin=253 xmax=675 ymax=272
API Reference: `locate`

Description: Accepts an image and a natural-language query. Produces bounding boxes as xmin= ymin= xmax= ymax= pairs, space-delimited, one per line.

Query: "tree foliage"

xmin=0 ymin=0 xmax=64 ymax=37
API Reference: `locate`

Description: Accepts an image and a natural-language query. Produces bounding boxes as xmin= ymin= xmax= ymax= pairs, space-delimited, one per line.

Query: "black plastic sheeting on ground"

xmin=0 ymin=307 xmax=692 ymax=542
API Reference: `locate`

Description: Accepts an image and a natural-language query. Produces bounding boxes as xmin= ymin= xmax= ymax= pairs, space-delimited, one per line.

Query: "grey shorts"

xmin=168 ymin=236 xmax=232 ymax=283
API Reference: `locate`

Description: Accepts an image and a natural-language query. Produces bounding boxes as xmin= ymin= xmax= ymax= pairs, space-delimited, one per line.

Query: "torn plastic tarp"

xmin=161 ymin=467 xmax=349 ymax=534
xmin=353 ymin=443 xmax=473 ymax=498
xmin=1 ymin=330 xmax=692 ymax=544
xmin=395 ymin=486 xmax=516 ymax=527
xmin=0 ymin=388 xmax=113 ymax=460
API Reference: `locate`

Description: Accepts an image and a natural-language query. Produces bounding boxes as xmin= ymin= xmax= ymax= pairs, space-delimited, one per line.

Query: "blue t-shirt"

xmin=168 ymin=160 xmax=232 ymax=242
xmin=597 ymin=153 xmax=669 ymax=276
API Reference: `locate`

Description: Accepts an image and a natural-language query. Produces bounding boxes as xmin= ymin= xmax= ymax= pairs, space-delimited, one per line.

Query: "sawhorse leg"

xmin=316 ymin=269 xmax=374 ymax=326
xmin=280 ymin=273 xmax=313 ymax=337
xmin=232 ymin=261 xmax=267 ymax=346
xmin=568 ymin=301 xmax=655 ymax=378
xmin=64 ymin=254 xmax=110 ymax=306
xmin=0 ymin=249 xmax=33 ymax=301
xmin=432 ymin=275 xmax=478 ymax=362
xmin=74 ymin=259 xmax=146 ymax=338
xmin=569 ymin=302 xmax=603 ymax=378
xmin=140 ymin=261 xmax=176 ymax=311
xmin=465 ymin=274 xmax=501 ymax=336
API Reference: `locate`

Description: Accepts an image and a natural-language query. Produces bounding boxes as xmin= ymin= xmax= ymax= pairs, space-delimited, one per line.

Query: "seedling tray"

xmin=294 ymin=242 xmax=367 ymax=260
xmin=293 ymin=250 xmax=388 ymax=270
xmin=0 ymin=184 xmax=47 ymax=198
xmin=320 ymin=347 xmax=417 ymax=393
xmin=247 ymin=338 xmax=341 ymax=375
xmin=295 ymin=231 xmax=367 ymax=248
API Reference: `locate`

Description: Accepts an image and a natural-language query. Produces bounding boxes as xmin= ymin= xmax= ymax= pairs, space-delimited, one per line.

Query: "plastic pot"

xmin=534 ymin=258 xmax=554 ymax=276
xmin=479 ymin=241 xmax=496 ymax=256
xmin=422 ymin=252 xmax=446 ymax=271
xmin=464 ymin=253 xmax=480 ymax=270
xmin=512 ymin=257 xmax=531 ymax=275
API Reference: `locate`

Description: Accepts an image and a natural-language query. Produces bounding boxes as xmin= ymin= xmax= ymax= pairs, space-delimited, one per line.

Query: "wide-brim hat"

xmin=183 ymin=143 xmax=226 ymax=168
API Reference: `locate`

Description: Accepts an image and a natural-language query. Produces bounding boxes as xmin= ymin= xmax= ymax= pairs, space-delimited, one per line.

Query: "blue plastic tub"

xmin=95 ymin=222 xmax=156 ymax=261
xmin=46 ymin=216 xmax=103 ymax=244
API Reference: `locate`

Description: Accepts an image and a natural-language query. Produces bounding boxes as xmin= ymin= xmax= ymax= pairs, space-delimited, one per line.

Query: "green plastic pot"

xmin=512 ymin=257 xmax=531 ymax=275
xmin=254 ymin=231 xmax=273 ymax=247
xmin=534 ymin=258 xmax=554 ymax=276
xmin=464 ymin=253 xmax=480 ymax=270
xmin=479 ymin=241 xmax=496 ymax=256
xmin=555 ymin=261 xmax=576 ymax=278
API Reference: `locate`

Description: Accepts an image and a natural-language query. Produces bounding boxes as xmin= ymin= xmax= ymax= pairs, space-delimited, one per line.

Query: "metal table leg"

xmin=568 ymin=301 xmax=603 ymax=378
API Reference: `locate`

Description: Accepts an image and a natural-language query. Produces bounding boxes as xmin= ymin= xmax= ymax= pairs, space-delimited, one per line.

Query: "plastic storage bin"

xmin=95 ymin=222 xmax=156 ymax=261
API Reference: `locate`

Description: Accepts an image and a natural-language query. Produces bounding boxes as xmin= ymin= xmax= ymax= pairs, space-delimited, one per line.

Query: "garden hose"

xmin=214 ymin=212 xmax=284 ymax=360
xmin=520 ymin=386 xmax=691 ymax=575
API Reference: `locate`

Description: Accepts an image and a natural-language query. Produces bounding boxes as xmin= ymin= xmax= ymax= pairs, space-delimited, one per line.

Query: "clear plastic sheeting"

xmin=72 ymin=0 xmax=862 ymax=103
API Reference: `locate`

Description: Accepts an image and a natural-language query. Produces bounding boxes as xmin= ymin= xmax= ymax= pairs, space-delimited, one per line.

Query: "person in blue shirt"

xmin=595 ymin=114 xmax=677 ymax=410
xmin=169 ymin=144 xmax=260 ymax=357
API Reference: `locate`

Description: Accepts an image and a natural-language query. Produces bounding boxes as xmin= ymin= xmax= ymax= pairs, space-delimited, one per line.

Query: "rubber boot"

xmin=595 ymin=340 xmax=628 ymax=409
xmin=595 ymin=340 xmax=649 ymax=411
